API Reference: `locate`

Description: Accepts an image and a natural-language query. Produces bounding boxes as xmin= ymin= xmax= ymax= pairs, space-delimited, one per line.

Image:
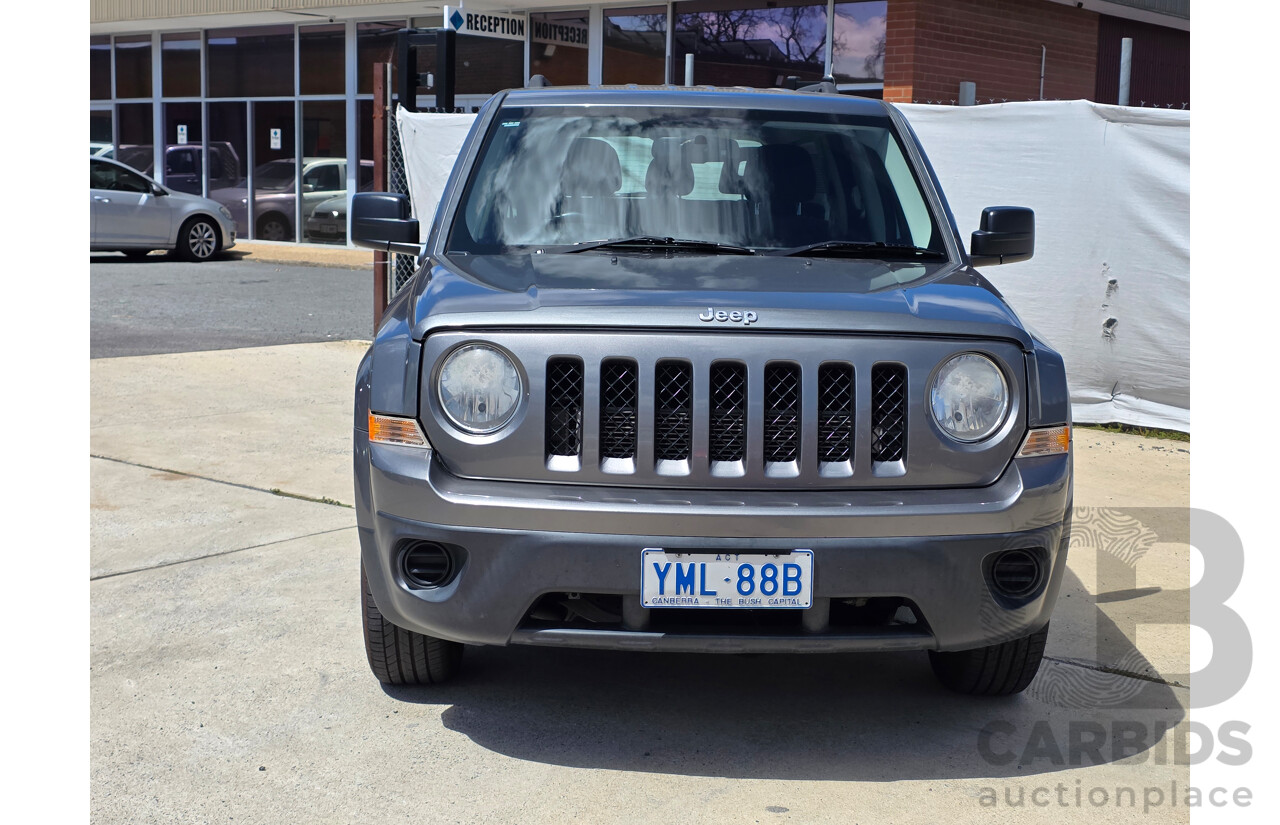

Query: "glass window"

xmin=207 ymin=26 xmax=294 ymax=98
xmin=207 ymin=101 xmax=247 ymax=199
xmin=91 ymin=36 xmax=111 ymax=100
xmin=116 ymin=102 xmax=153 ymax=174
xmin=91 ymin=159 xmax=151 ymax=193
xmin=455 ymin=35 xmax=524 ymax=97
xmin=301 ymin=100 xmax=346 ymax=241
xmin=603 ymin=7 xmax=667 ymax=85
xmin=163 ymin=102 xmax=203 ymax=194
xmin=832 ymin=2 xmax=887 ymax=84
xmin=303 ymin=163 xmax=342 ymax=192
xmin=357 ymin=22 xmax=404 ymax=95
xmin=673 ymin=0 xmax=828 ymax=89
xmin=90 ymin=110 xmax=113 ymax=153
xmin=114 ymin=34 xmax=152 ymax=99
xmin=448 ymin=105 xmax=943 ymax=255
xmin=252 ymin=100 xmax=296 ymax=241
xmin=162 ymin=32 xmax=200 ymax=97
xmin=530 ymin=11 xmax=590 ymax=86
xmin=300 ymin=24 xmax=345 ymax=95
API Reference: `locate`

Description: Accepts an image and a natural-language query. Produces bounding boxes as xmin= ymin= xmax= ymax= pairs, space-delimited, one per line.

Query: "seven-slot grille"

xmin=654 ymin=361 xmax=693 ymax=461
xmin=817 ymin=363 xmax=854 ymax=463
xmin=545 ymin=358 xmax=584 ymax=458
xmin=709 ymin=363 xmax=747 ymax=463
xmin=764 ymin=363 xmax=801 ymax=463
xmin=600 ymin=359 xmax=638 ymax=459
xmin=546 ymin=357 xmax=907 ymax=474
xmin=870 ymin=363 xmax=907 ymax=463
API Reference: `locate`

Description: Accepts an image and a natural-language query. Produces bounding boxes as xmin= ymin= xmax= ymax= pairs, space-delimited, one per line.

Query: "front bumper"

xmin=305 ymin=217 xmax=345 ymax=242
xmin=355 ymin=439 xmax=1072 ymax=653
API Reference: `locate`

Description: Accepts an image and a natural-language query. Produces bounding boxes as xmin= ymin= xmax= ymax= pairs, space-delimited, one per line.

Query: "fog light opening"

xmin=400 ymin=541 xmax=454 ymax=588
xmin=990 ymin=549 xmax=1044 ymax=599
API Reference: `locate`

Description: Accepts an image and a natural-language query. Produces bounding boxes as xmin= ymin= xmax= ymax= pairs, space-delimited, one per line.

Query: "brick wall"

xmin=884 ymin=0 xmax=1098 ymax=103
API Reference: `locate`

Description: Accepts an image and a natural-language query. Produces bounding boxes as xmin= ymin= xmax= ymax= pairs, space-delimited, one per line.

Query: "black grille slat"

xmin=600 ymin=360 xmax=638 ymax=459
xmin=654 ymin=361 xmax=692 ymax=461
xmin=871 ymin=363 xmax=907 ymax=462
xmin=709 ymin=363 xmax=747 ymax=462
xmin=545 ymin=358 xmax=583 ymax=457
xmin=763 ymin=363 xmax=800 ymax=463
xmin=818 ymin=363 xmax=854 ymax=463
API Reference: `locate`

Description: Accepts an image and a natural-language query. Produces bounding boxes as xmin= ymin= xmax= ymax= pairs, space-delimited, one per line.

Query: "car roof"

xmin=498 ymin=85 xmax=891 ymax=116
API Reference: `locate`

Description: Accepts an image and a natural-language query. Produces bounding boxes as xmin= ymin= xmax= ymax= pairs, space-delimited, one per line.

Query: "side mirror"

xmin=150 ymin=183 xmax=168 ymax=197
xmin=350 ymin=192 xmax=420 ymax=255
xmin=970 ymin=206 xmax=1034 ymax=267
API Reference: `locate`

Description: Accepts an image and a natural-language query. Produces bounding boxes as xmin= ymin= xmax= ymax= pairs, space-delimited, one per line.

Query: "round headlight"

xmin=437 ymin=344 xmax=522 ymax=434
xmin=930 ymin=353 xmax=1009 ymax=442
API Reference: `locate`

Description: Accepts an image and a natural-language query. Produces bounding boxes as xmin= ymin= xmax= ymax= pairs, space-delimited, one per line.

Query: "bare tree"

xmin=775 ymin=6 xmax=827 ymax=65
xmin=678 ymin=10 xmax=762 ymax=45
xmin=864 ymin=33 xmax=886 ymax=78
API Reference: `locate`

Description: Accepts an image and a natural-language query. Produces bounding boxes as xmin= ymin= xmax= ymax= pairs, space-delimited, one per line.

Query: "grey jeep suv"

xmin=350 ymin=86 xmax=1071 ymax=696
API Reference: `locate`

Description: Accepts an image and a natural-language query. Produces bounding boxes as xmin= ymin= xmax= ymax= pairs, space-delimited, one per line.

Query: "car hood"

xmin=408 ymin=252 xmax=1033 ymax=348
xmin=161 ymin=188 xmax=228 ymax=213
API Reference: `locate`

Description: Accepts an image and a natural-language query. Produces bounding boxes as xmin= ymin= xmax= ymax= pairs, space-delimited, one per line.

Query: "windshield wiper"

xmin=564 ymin=236 xmax=757 ymax=255
xmin=772 ymin=240 xmax=947 ymax=260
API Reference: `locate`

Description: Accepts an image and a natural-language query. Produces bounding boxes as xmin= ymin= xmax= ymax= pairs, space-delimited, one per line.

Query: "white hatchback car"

xmin=90 ymin=156 xmax=236 ymax=261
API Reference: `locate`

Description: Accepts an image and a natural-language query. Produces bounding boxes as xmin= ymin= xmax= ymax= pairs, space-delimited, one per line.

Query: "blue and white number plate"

xmin=641 ymin=549 xmax=813 ymax=609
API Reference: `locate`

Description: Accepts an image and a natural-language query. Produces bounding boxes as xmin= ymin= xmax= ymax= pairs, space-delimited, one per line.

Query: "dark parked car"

xmin=114 ymin=142 xmax=241 ymax=196
xmin=304 ymin=163 xmax=375 ymax=243
xmin=351 ymin=86 xmax=1069 ymax=696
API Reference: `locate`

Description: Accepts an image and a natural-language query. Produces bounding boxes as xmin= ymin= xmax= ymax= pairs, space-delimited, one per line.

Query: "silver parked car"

xmin=90 ymin=156 xmax=236 ymax=261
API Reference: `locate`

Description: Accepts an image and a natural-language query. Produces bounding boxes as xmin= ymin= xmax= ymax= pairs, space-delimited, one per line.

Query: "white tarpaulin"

xmin=899 ymin=101 xmax=1189 ymax=432
xmin=396 ymin=109 xmax=476 ymax=241
xmin=398 ymin=100 xmax=1189 ymax=431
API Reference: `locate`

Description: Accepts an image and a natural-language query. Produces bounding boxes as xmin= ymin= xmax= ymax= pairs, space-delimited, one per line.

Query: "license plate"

xmin=641 ymin=549 xmax=813 ymax=609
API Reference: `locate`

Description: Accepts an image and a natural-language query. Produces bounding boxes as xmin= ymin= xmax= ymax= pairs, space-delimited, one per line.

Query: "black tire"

xmin=177 ymin=216 xmax=221 ymax=262
xmin=929 ymin=623 xmax=1049 ymax=696
xmin=257 ymin=213 xmax=291 ymax=242
xmin=361 ymin=561 xmax=463 ymax=685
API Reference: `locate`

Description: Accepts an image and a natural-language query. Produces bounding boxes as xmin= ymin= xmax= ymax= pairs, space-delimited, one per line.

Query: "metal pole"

xmin=372 ymin=62 xmax=388 ymax=332
xmin=436 ymin=28 xmax=457 ymax=111
xmin=958 ymin=81 xmax=976 ymax=106
xmin=684 ymin=53 xmax=694 ymax=86
xmin=1118 ymin=37 xmax=1133 ymax=106
xmin=1039 ymin=45 xmax=1046 ymax=100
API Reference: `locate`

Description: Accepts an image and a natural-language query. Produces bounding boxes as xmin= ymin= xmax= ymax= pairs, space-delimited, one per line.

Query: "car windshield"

xmin=254 ymin=160 xmax=297 ymax=191
xmin=447 ymin=105 xmax=945 ymax=256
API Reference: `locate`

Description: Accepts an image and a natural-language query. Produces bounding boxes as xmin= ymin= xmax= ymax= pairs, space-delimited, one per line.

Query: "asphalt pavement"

xmin=90 ymin=247 xmax=376 ymax=357
xmin=90 ymin=246 xmax=1194 ymax=824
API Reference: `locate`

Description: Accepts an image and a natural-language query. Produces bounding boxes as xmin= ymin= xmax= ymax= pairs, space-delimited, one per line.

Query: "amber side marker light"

xmin=368 ymin=412 xmax=430 ymax=448
xmin=1017 ymin=425 xmax=1071 ymax=457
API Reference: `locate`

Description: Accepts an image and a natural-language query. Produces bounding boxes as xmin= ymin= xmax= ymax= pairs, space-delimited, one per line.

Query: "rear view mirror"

xmin=351 ymin=193 xmax=420 ymax=255
xmin=970 ymin=206 xmax=1034 ymax=267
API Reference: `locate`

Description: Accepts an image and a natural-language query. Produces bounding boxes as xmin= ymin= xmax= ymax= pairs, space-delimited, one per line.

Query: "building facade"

xmin=89 ymin=0 xmax=1188 ymax=244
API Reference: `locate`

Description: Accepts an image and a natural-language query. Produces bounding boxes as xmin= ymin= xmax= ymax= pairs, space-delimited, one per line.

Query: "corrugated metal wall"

xmin=1094 ymin=13 xmax=1190 ymax=107
xmin=91 ymin=1 xmax=391 ymax=24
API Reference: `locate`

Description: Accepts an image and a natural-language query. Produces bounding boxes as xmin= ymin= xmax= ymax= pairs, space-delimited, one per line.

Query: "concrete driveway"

xmin=90 ymin=341 xmax=1191 ymax=824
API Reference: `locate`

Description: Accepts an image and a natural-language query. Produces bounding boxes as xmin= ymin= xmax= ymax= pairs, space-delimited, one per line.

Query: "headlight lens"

xmin=930 ymin=353 xmax=1009 ymax=442
xmin=218 ymin=205 xmax=233 ymax=220
xmin=437 ymin=344 xmax=522 ymax=433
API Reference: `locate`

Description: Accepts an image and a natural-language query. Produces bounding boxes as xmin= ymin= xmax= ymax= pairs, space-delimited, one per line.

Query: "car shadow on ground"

xmin=89 ymin=251 xmax=239 ymax=264
xmin=381 ymin=565 xmax=1187 ymax=782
